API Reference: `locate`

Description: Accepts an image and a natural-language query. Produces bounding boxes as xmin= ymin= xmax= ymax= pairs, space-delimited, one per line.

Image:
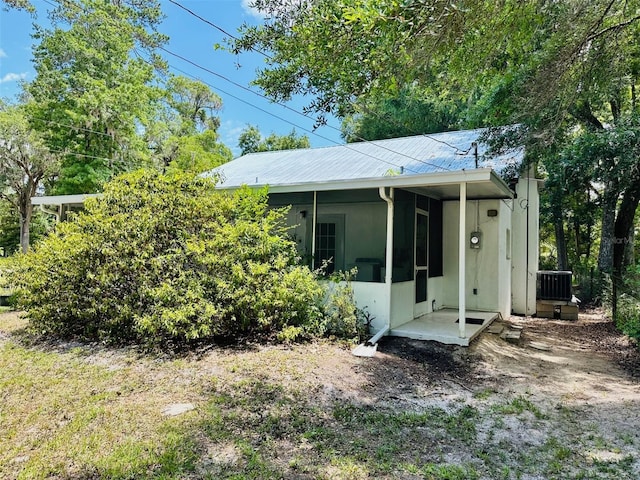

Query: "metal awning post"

xmin=311 ymin=191 xmax=317 ymax=270
xmin=459 ymin=182 xmax=467 ymax=338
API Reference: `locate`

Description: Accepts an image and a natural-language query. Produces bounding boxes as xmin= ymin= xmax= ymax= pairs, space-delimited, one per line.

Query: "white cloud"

xmin=0 ymin=72 xmax=28 ymax=83
xmin=220 ymin=119 xmax=248 ymax=157
xmin=241 ymin=0 xmax=265 ymax=18
xmin=0 ymin=48 xmax=7 ymax=58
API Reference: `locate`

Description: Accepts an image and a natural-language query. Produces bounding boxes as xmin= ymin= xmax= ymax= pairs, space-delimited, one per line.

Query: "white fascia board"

xmin=217 ymin=168 xmax=514 ymax=199
xmin=30 ymin=193 xmax=101 ymax=206
xmin=489 ymin=170 xmax=516 ymax=198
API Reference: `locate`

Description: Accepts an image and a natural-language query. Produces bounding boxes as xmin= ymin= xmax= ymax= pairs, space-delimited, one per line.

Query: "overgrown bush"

xmin=322 ymin=269 xmax=372 ymax=342
xmin=613 ymin=265 xmax=640 ymax=343
xmin=12 ymin=171 xmax=327 ymax=346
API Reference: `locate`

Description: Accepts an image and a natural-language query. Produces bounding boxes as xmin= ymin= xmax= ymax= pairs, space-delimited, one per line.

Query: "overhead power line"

xmin=167 ymin=0 xmax=269 ymax=58
xmin=167 ymin=0 xmax=471 ymax=161
xmin=135 ymin=51 xmax=421 ymax=174
xmin=158 ymin=46 xmax=451 ymax=172
xmin=37 ymin=0 xmax=463 ymax=173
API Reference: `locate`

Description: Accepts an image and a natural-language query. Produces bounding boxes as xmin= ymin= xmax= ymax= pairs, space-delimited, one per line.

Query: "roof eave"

xmin=217 ymin=168 xmax=514 ymax=199
xmin=31 ymin=193 xmax=101 ymax=206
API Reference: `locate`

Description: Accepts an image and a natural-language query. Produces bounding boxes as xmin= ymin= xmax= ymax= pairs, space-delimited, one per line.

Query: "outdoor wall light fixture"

xmin=470 ymin=231 xmax=482 ymax=249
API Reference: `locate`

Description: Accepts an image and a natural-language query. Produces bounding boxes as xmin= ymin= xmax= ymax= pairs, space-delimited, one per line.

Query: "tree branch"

xmin=587 ymin=14 xmax=640 ymax=42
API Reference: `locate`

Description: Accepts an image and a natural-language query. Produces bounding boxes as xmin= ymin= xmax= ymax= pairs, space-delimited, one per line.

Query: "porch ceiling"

xmin=405 ymin=182 xmax=507 ymax=200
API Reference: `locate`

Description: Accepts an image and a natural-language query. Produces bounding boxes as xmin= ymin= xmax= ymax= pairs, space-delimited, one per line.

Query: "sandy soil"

xmin=3 ymin=308 xmax=639 ymax=478
xmin=362 ymin=308 xmax=640 ymax=474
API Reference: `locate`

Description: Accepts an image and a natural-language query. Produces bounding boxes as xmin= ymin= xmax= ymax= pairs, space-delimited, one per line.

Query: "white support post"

xmin=379 ymin=186 xmax=395 ymax=335
xmin=381 ymin=187 xmax=394 ymax=285
xmin=459 ymin=182 xmax=467 ymax=338
xmin=311 ymin=191 xmax=317 ymax=270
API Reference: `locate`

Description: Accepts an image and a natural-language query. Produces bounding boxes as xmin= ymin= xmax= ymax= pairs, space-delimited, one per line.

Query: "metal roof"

xmin=207 ymin=127 xmax=524 ymax=191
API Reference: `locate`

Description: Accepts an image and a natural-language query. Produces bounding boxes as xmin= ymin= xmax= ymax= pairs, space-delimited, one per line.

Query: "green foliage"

xmin=11 ymin=171 xmax=326 ymax=346
xmin=322 ymin=269 xmax=370 ymax=342
xmin=27 ymin=0 xmax=167 ymax=194
xmin=152 ymin=75 xmax=232 ymax=174
xmin=238 ymin=125 xmax=310 ymax=155
xmin=0 ymin=201 xmax=51 ymax=255
xmin=1 ymin=0 xmax=34 ymax=12
xmin=163 ymin=131 xmax=232 ymax=174
xmin=342 ymin=85 xmax=464 ymax=142
xmin=166 ymin=75 xmax=223 ymax=135
xmin=613 ymin=265 xmax=640 ymax=342
xmin=0 ymin=103 xmax=61 ymax=252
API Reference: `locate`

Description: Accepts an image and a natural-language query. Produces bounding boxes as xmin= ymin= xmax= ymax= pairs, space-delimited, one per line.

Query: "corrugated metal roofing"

xmin=208 ymin=127 xmax=524 ymax=188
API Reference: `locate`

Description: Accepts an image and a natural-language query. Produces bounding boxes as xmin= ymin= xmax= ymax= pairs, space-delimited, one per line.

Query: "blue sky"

xmin=0 ymin=0 xmax=344 ymax=155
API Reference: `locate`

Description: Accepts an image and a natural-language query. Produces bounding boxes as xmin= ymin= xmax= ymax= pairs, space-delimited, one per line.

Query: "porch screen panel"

xmin=392 ymin=190 xmax=414 ymax=282
xmin=428 ymin=199 xmax=443 ymax=277
xmin=416 ymin=212 xmax=428 ymax=266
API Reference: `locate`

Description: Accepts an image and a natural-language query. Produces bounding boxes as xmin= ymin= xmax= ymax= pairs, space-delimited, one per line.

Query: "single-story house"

xmin=31 ymin=127 xmax=539 ymax=346
xmin=204 ymin=127 xmax=540 ymax=346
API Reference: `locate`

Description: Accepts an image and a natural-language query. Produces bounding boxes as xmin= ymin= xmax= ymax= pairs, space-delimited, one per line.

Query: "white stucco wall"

xmin=428 ymin=276 xmax=444 ymax=313
xmin=511 ymin=174 xmax=540 ymax=315
xmin=390 ymin=281 xmax=414 ymax=328
xmin=497 ymin=200 xmax=513 ymax=316
xmin=442 ymin=199 xmax=512 ymax=318
xmin=351 ymin=281 xmax=390 ymax=332
xmin=284 ymin=205 xmax=312 ymax=258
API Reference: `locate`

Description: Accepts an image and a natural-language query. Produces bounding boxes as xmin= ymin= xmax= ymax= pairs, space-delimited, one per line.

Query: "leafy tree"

xmin=162 ymin=132 xmax=232 ymax=174
xmin=166 ymin=75 xmax=223 ymax=134
xmin=0 ymin=104 xmax=60 ymax=252
xmin=237 ymin=0 xmax=640 ymax=312
xmin=27 ymin=0 xmax=167 ymax=194
xmin=12 ymin=171 xmax=326 ymax=345
xmin=238 ymin=125 xmax=310 ymax=155
xmin=233 ymin=1 xmax=627 ymax=127
xmin=341 ymin=85 xmax=464 ymax=142
xmin=0 ymin=200 xmax=50 ymax=255
xmin=151 ymin=75 xmax=232 ymax=173
xmin=1 ymin=0 xmax=33 ymax=11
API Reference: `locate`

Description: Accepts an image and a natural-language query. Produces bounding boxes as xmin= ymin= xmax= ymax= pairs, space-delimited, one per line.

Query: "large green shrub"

xmin=614 ymin=265 xmax=640 ymax=343
xmin=12 ymin=171 xmax=325 ymax=345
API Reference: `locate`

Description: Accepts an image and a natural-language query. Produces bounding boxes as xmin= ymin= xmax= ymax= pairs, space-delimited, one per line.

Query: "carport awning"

xmin=31 ymin=193 xmax=100 ymax=208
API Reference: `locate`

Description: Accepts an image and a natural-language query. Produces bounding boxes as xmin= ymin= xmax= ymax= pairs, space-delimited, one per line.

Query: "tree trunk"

xmin=555 ymin=217 xmax=569 ymax=271
xmin=18 ymin=182 xmax=37 ymax=254
xmin=19 ymin=206 xmax=32 ymax=254
xmin=598 ymin=187 xmax=617 ymax=273
xmin=625 ymin=224 xmax=636 ymax=266
xmin=611 ymin=181 xmax=640 ymax=319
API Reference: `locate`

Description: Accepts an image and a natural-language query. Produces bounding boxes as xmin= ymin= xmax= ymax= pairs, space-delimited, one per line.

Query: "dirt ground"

xmin=188 ymin=307 xmax=640 ymax=476
xmin=357 ymin=308 xmax=640 ymax=474
xmin=310 ymin=308 xmax=640 ymax=410
xmin=3 ymin=308 xmax=640 ymax=478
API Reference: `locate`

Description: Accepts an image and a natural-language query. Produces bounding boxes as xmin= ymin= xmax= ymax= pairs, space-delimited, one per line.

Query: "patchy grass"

xmin=1 ymin=311 xmax=639 ymax=479
xmin=491 ymin=394 xmax=548 ymax=419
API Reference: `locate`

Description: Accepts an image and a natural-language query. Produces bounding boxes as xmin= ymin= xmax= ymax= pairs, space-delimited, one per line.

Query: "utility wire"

xmin=30 ymin=117 xmax=116 ymax=139
xmin=135 ymin=50 xmax=421 ymax=174
xmin=167 ymin=0 xmax=269 ymax=58
xmin=159 ymin=46 xmax=450 ymax=172
xmin=167 ymin=0 xmax=470 ymax=161
xmin=39 ymin=0 xmax=461 ymax=172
